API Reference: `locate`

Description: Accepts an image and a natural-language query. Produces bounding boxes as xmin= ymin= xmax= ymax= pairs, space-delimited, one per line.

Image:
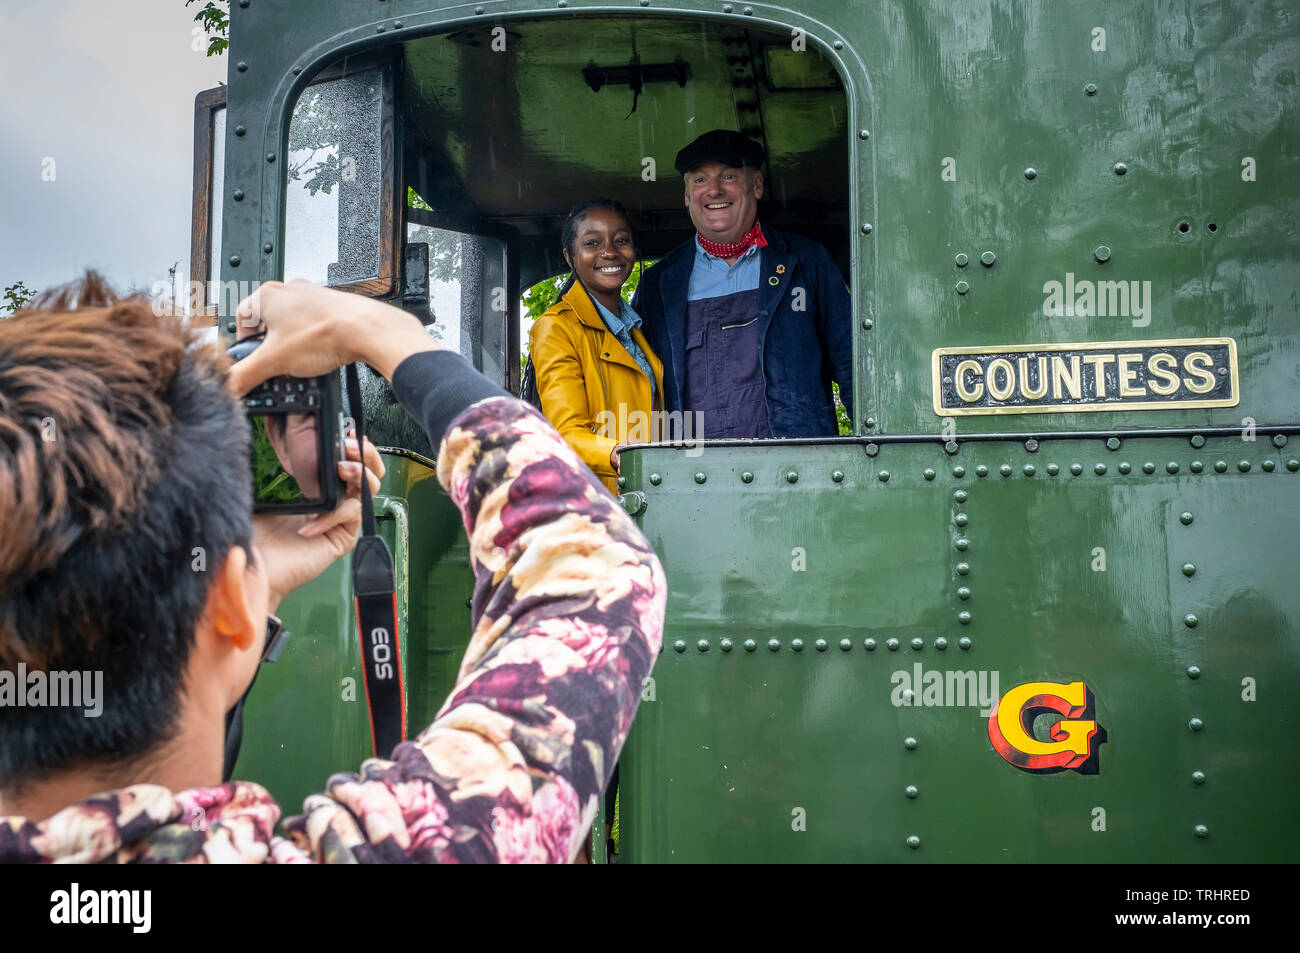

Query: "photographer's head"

xmin=0 ymin=274 xmax=266 ymax=811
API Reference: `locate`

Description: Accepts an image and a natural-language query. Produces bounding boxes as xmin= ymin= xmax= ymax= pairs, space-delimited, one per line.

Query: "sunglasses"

xmin=261 ymin=614 xmax=291 ymax=664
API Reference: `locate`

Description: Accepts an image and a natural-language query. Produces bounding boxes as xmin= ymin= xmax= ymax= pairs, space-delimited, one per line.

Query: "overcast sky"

xmin=0 ymin=1 xmax=227 ymax=299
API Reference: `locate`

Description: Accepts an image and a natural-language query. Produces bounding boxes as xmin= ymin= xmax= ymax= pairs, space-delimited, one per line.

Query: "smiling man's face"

xmin=684 ymin=161 xmax=764 ymax=246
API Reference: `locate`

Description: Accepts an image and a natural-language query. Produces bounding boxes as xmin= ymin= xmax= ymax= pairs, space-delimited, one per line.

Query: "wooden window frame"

xmin=189 ymin=85 xmax=226 ymax=326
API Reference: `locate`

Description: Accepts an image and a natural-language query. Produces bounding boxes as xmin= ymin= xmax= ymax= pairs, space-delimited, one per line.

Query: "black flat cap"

xmin=674 ymin=129 xmax=765 ymax=174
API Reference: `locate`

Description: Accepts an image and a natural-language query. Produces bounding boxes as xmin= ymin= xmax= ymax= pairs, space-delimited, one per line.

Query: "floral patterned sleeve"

xmin=281 ymin=354 xmax=665 ymax=864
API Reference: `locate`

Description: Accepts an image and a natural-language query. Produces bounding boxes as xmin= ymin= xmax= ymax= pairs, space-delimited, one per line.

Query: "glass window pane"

xmin=284 ymin=69 xmax=384 ymax=285
xmin=207 ymin=106 xmax=225 ymax=305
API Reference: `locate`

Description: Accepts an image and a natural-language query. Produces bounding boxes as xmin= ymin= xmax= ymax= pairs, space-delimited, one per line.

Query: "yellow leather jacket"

xmin=528 ymin=282 xmax=664 ymax=493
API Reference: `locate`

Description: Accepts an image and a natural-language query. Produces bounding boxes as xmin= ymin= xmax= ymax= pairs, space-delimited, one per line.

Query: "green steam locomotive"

xmin=191 ymin=0 xmax=1300 ymax=862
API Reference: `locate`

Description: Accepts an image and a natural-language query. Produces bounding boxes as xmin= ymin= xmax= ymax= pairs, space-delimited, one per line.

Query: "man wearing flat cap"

xmin=633 ymin=129 xmax=853 ymax=439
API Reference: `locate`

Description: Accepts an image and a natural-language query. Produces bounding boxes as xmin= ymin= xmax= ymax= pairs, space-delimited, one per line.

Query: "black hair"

xmin=0 ymin=274 xmax=253 ymax=790
xmin=557 ymin=197 xmax=635 ymax=296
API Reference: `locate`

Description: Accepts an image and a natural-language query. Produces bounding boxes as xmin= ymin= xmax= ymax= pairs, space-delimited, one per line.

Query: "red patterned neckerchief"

xmin=696 ymin=220 xmax=768 ymax=259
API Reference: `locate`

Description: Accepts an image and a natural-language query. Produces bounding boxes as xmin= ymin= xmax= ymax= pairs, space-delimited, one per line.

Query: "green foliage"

xmin=832 ymin=381 xmax=852 ymax=435
xmin=2 ymin=281 xmax=36 ymax=316
xmin=251 ymin=419 xmax=304 ymax=503
xmin=186 ymin=0 xmax=230 ymax=57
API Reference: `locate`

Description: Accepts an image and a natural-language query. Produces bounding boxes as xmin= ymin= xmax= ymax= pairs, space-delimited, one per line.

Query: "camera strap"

xmin=346 ymin=363 xmax=407 ymax=758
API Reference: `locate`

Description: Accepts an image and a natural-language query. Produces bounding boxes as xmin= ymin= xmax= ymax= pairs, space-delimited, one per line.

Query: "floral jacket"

xmin=0 ymin=352 xmax=665 ymax=863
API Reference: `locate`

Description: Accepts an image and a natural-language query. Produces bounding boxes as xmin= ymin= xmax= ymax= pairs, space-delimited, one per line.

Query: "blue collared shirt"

xmin=593 ymin=296 xmax=657 ymax=402
xmin=687 ymin=238 xmax=761 ymax=300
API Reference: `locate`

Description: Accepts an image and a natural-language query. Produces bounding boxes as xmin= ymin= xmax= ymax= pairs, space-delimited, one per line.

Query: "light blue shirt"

xmin=593 ymin=296 xmax=657 ymax=402
xmin=687 ymin=238 xmax=761 ymax=300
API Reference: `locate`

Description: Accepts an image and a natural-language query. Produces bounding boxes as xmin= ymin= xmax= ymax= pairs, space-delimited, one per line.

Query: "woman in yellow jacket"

xmin=529 ymin=198 xmax=664 ymax=494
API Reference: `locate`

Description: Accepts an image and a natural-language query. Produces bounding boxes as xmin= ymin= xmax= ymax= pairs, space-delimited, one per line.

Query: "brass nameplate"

xmin=932 ymin=338 xmax=1239 ymax=416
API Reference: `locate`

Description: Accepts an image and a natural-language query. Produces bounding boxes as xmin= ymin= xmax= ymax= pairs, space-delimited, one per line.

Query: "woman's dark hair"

xmin=557 ymin=197 xmax=634 ymax=295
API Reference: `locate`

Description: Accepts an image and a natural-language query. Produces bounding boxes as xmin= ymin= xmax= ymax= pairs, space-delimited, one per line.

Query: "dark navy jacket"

xmin=632 ymin=225 xmax=854 ymax=438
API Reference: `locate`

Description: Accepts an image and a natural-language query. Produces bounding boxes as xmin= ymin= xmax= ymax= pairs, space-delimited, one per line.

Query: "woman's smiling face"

xmin=565 ymin=207 xmax=636 ymax=301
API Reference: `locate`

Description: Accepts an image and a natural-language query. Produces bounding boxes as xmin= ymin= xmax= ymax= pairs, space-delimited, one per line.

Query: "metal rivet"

xmin=376 ymin=23 xmax=386 ymax=31
xmin=923 ymin=468 xmax=936 ymax=481
xmin=649 ymin=472 xmax=661 ymax=485
xmin=955 ymin=562 xmax=970 ymax=575
xmin=1166 ymin=461 xmax=1180 ymax=474
xmin=904 ymin=737 xmax=918 ymax=750
xmin=741 ymin=471 xmax=753 ymax=483
xmin=935 ymin=637 xmax=949 ymax=650
xmin=791 ymin=638 xmax=804 ymax=652
xmin=959 ymin=636 xmax=972 ymax=649
xmin=1214 ymin=460 xmax=1228 ymax=473
xmin=957 ymin=611 xmax=972 ymax=625
xmin=1194 ymin=824 xmax=1209 ymax=838
xmin=233 ymin=189 xmax=245 ymax=201
xmin=263 ymin=242 xmax=273 ymax=253
xmin=1189 ymin=717 xmax=1204 ymax=731
xmin=266 ymin=153 xmax=276 ymax=163
xmin=1185 ymin=613 xmax=1198 ymax=628
xmin=910 ymin=637 xmax=923 ymax=650
xmin=905 ymin=785 xmax=919 ymax=798
xmin=786 ymin=470 xmax=799 ymax=483
xmin=238 ymin=0 xmax=249 ymax=7
xmin=1142 ymin=461 xmax=1155 ymax=474
xmin=697 ymin=639 xmax=709 ymax=652
xmin=1106 ymin=436 xmax=1121 ymax=451
xmin=234 ymin=124 xmax=246 ymax=136
xmin=1192 ymin=770 xmax=1206 ymax=785
xmin=1023 ymin=464 xmax=1036 ymax=477
xmin=1272 ymin=434 xmax=1288 ymax=448
xmin=1047 ymin=463 xmax=1060 ymax=475
xmin=980 ymin=251 xmax=996 ymax=267
xmin=236 ymin=61 xmax=248 ymax=72
xmin=954 ymin=253 xmax=969 ymax=267
xmin=886 ymin=638 xmax=900 ymax=651
xmin=743 ymin=5 xmax=753 ymax=14
xmin=878 ymin=470 xmax=890 ymax=483
xmin=555 ymin=0 xmax=565 ymax=7
xmin=1070 ymin=463 xmax=1083 ymax=475
xmin=394 ymin=20 xmax=403 ymax=27
xmin=952 ymin=465 xmax=966 ymax=478
xmin=955 ymin=280 xmax=970 ymax=295
xmin=865 ymin=443 xmax=879 ymax=457
xmin=906 ymin=835 xmax=921 ymax=849
xmin=1190 ymin=434 xmax=1206 ymax=448
xmin=976 ymin=464 xmax=989 ymax=477
xmin=1000 ymin=464 xmax=1013 ymax=477
xmin=944 ymin=441 xmax=959 ymax=455
xmin=1190 ymin=460 xmax=1204 ymax=473
xmin=1094 ymin=463 xmax=1107 ymax=475
xmin=1182 ymin=563 xmax=1196 ymax=577
xmin=1024 ymin=167 xmax=1037 ymax=179
xmin=1085 ymin=82 xmax=1098 ymax=95
xmin=861 ymin=223 xmax=873 ymax=234
xmin=840 ymin=638 xmax=853 ymax=651
xmin=954 ymin=538 xmax=969 ymax=551
xmin=1118 ymin=462 xmax=1131 ymax=474
xmin=865 ymin=416 xmax=877 ymax=429
xmin=1289 ymin=459 xmax=1300 ymax=471
xmin=954 ymin=489 xmax=967 ymax=502
xmin=862 ymin=317 xmax=874 ymax=329
xmin=694 ymin=471 xmax=706 ymax=484
xmin=1025 ymin=438 xmax=1039 ymax=453
xmin=1238 ymin=460 xmax=1251 ymax=472
xmin=292 ymin=66 xmax=303 ymax=75
xmin=833 ymin=39 xmax=843 ymax=49
xmin=859 ymin=129 xmax=870 ymax=139
xmin=1112 ymin=163 xmax=1127 ymax=176
xmin=616 ymin=476 xmax=626 ymax=490
xmin=1187 ymin=665 xmax=1201 ymax=679
xmin=720 ymin=638 xmax=734 ymax=652
xmin=475 ymin=4 xmax=485 ymax=12
xmin=743 ymin=639 xmax=756 ymax=652
xmin=832 ymin=470 xmax=845 ymax=483
xmin=954 ymin=513 xmax=968 ymax=527
xmin=229 ymin=254 xmax=241 ymax=266
xmin=673 ymin=640 xmax=687 ymax=653
xmin=1263 ymin=459 xmax=1276 ymax=472
xmin=815 ymin=638 xmax=828 ymax=652
xmin=1180 ymin=511 xmax=1193 ymax=525
xmin=957 ymin=586 xmax=971 ymax=600
xmin=864 ymin=638 xmax=877 ymax=651
xmin=639 ymin=0 xmax=650 ymax=6
xmin=767 ymin=638 xmax=780 ymax=652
